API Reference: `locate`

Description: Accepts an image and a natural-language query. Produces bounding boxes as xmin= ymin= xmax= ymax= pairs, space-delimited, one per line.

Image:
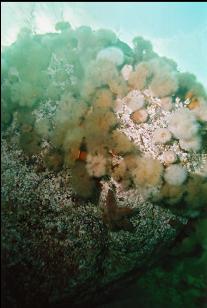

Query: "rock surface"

xmin=1 ymin=135 xmax=186 ymax=308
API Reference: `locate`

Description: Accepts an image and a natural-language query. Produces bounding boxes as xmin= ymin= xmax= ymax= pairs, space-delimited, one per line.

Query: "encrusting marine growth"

xmin=2 ymin=21 xmax=207 ymax=228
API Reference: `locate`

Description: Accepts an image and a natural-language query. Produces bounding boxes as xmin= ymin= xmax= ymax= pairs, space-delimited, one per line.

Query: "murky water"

xmin=1 ymin=3 xmax=207 ymax=308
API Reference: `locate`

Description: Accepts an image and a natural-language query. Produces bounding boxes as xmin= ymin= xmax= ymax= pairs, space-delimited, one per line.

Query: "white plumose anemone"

xmin=159 ymin=97 xmax=173 ymax=111
xmin=96 ymin=47 xmax=124 ymax=66
xmin=162 ymin=150 xmax=177 ymax=164
xmin=121 ymin=64 xmax=133 ymax=81
xmin=86 ymin=154 xmax=107 ymax=178
xmin=191 ymin=97 xmax=207 ymax=122
xmin=164 ymin=164 xmax=187 ymax=186
xmin=132 ymin=157 xmax=163 ymax=187
xmin=179 ymin=136 xmax=202 ymax=152
xmin=168 ymin=108 xmax=199 ymax=140
xmin=153 ymin=128 xmax=172 ymax=144
xmin=126 ymin=90 xmax=145 ymax=112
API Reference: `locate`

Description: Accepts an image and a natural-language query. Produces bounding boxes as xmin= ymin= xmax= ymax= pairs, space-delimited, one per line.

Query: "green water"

xmin=1 ymin=3 xmax=207 ymax=308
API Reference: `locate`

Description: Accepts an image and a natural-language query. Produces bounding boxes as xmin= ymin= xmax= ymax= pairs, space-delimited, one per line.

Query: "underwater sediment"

xmin=1 ymin=21 xmax=207 ymax=307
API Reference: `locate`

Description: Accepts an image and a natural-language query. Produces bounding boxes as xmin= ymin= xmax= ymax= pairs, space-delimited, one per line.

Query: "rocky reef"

xmin=1 ymin=21 xmax=207 ymax=307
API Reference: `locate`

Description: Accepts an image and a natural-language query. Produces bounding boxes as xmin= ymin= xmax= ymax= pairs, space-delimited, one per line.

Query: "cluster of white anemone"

xmin=168 ymin=108 xmax=201 ymax=152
